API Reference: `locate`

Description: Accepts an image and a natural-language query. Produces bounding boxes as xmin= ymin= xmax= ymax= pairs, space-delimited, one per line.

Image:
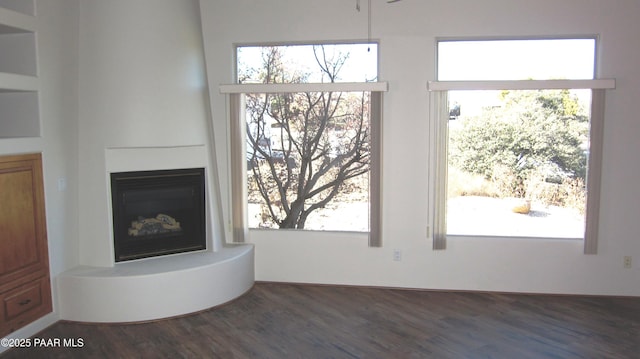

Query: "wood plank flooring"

xmin=2 ymin=282 xmax=639 ymax=358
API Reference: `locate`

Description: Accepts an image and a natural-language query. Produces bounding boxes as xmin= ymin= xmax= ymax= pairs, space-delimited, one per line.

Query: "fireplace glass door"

xmin=111 ymin=168 xmax=206 ymax=262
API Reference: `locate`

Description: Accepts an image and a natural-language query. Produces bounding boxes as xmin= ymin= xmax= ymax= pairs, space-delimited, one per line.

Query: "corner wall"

xmin=77 ymin=0 xmax=221 ymax=267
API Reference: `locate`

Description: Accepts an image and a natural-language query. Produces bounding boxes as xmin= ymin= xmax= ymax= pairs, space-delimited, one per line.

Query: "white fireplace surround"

xmin=57 ymin=145 xmax=254 ymax=322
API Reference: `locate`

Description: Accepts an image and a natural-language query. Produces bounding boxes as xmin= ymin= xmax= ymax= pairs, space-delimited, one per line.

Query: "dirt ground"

xmin=447 ymin=195 xmax=585 ymax=238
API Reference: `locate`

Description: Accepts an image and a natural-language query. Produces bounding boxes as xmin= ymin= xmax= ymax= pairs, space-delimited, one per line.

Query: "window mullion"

xmin=221 ymin=82 xmax=389 ymax=95
xmin=428 ymin=79 xmax=615 ymax=92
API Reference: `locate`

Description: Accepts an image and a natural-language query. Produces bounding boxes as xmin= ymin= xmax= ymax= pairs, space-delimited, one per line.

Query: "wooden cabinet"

xmin=0 ymin=153 xmax=51 ymax=336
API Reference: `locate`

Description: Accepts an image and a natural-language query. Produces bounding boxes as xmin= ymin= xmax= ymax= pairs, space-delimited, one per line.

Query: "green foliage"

xmin=449 ymin=90 xmax=589 ymax=192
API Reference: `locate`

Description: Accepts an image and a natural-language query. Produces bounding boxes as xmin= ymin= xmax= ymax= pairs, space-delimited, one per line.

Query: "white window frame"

xmin=427 ymin=79 xmax=614 ymax=253
xmin=220 ymin=82 xmax=387 ymax=247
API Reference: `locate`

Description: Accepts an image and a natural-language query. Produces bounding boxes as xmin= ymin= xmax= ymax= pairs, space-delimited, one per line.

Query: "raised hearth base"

xmin=57 ymin=245 xmax=254 ymax=323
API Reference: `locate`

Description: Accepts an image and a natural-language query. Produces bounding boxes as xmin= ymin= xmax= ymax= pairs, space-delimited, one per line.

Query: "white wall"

xmin=200 ymin=0 xmax=640 ymax=295
xmin=76 ymin=0 xmax=219 ymax=266
xmin=35 ymin=0 xmax=80 ymax=278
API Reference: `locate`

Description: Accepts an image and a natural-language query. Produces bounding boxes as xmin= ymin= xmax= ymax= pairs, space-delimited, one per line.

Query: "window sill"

xmin=445 ymin=234 xmax=583 ymax=241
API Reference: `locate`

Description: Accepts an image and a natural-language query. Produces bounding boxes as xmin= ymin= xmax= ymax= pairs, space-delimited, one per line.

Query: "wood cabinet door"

xmin=0 ymin=153 xmax=49 ymax=291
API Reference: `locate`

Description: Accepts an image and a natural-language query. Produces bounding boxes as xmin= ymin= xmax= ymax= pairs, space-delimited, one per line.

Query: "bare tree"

xmin=245 ymin=46 xmax=370 ymax=229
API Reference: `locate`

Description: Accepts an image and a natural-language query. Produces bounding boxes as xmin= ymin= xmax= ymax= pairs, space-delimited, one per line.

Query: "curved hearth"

xmin=57 ymin=245 xmax=254 ymax=323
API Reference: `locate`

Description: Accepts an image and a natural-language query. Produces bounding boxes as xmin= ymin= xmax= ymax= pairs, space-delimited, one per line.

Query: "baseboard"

xmin=254 ymin=280 xmax=640 ymax=298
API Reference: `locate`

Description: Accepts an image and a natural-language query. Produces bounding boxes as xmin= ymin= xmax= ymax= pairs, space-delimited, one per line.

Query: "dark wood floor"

xmin=2 ymin=282 xmax=639 ymax=358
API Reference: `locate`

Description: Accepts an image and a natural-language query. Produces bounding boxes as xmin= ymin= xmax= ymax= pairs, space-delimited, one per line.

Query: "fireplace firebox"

xmin=110 ymin=168 xmax=206 ymax=262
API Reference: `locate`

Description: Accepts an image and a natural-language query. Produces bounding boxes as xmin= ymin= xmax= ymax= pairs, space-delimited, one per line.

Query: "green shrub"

xmin=449 ymin=89 xmax=589 ymax=199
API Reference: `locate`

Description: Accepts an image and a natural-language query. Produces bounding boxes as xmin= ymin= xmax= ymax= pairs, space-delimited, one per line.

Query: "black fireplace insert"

xmin=110 ymin=168 xmax=206 ymax=262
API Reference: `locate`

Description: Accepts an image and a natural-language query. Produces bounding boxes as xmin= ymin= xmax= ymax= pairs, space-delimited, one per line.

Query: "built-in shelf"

xmin=0 ymin=0 xmax=39 ymax=139
xmin=0 ymin=7 xmax=35 ymax=34
xmin=0 ymin=72 xmax=37 ymax=92
xmin=0 ymin=32 xmax=37 ymax=76
xmin=0 ymin=92 xmax=39 ymax=138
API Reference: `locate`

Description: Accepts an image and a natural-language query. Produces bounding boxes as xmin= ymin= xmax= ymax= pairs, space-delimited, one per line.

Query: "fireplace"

xmin=110 ymin=168 xmax=206 ymax=262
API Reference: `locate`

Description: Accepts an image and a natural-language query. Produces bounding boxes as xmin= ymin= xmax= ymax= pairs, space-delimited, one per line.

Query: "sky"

xmin=437 ymin=38 xmax=596 ymax=81
xmin=237 ymin=43 xmax=378 ymax=83
xmin=237 ymin=39 xmax=594 ymax=83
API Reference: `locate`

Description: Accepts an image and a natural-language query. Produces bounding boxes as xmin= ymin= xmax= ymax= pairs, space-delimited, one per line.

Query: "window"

xmin=430 ymin=38 xmax=614 ymax=253
xmin=223 ymin=43 xmax=385 ymax=246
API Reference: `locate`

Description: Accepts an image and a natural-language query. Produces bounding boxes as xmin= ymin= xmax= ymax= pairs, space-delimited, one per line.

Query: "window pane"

xmin=237 ymin=43 xmax=378 ymax=232
xmin=436 ymin=38 xmax=597 ymax=239
xmin=237 ymin=43 xmax=378 ymax=83
xmin=438 ymin=39 xmax=595 ymax=81
xmin=246 ymin=91 xmax=371 ymax=231
xmin=447 ymin=89 xmax=591 ymax=238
